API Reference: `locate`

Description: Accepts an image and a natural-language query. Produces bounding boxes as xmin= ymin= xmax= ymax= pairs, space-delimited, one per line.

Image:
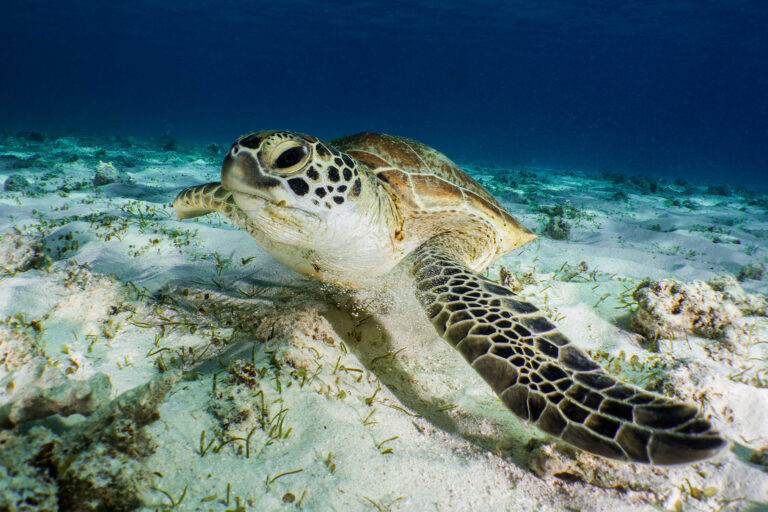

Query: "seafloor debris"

xmin=3 ymin=174 xmax=36 ymax=192
xmin=543 ymin=215 xmax=571 ymax=240
xmin=554 ymin=261 xmax=589 ymax=282
xmin=737 ymin=263 xmax=765 ymax=282
xmin=526 ymin=439 xmax=667 ymax=492
xmin=0 ymin=228 xmax=51 ymax=274
xmin=538 ymin=201 xmax=594 ymax=241
xmin=498 ymin=266 xmax=537 ymax=292
xmin=707 ymin=274 xmax=767 ymax=316
xmin=748 ymin=446 xmax=768 ymax=473
xmin=631 ymin=278 xmax=744 ymax=343
xmin=210 ymin=360 xmax=269 ymax=428
xmin=92 ymin=160 xmax=129 ymax=186
xmin=0 ymin=357 xmax=111 ymax=429
xmin=0 ymin=371 xmax=179 ymax=512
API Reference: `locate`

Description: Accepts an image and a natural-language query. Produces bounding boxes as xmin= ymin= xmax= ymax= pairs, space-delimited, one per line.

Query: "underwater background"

xmin=2 ymin=2 xmax=768 ymax=510
xmin=1 ymin=0 xmax=767 ymax=188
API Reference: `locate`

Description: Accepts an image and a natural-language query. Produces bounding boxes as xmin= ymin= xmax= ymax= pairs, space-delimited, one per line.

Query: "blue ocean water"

xmin=1 ymin=0 xmax=767 ymax=188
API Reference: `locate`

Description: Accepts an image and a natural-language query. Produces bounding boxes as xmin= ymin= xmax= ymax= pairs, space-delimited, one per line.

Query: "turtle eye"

xmin=275 ymin=146 xmax=308 ymax=170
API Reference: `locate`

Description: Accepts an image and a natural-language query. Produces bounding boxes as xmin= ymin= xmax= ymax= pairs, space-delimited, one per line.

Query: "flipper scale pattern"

xmin=407 ymin=237 xmax=725 ymax=464
xmin=171 ymin=182 xmax=261 ymax=239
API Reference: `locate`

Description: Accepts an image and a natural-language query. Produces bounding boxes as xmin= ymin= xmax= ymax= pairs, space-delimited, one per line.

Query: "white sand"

xmin=1 ymin=134 xmax=766 ymax=511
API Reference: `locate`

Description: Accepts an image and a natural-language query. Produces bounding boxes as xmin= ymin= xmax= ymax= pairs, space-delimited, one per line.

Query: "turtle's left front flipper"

xmin=173 ymin=182 xmax=236 ymax=219
xmin=173 ymin=182 xmax=259 ymax=237
xmin=406 ymin=237 xmax=725 ymax=464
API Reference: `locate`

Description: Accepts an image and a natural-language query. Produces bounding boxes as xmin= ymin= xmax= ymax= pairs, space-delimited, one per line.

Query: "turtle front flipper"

xmin=173 ymin=182 xmax=265 ymax=244
xmin=406 ymin=237 xmax=725 ymax=464
xmin=173 ymin=182 xmax=238 ymax=220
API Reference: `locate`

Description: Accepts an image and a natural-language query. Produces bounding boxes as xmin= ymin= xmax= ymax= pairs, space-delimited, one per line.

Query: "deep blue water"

xmin=1 ymin=1 xmax=767 ymax=188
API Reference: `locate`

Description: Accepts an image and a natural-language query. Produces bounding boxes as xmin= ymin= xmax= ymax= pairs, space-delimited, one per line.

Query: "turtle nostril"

xmin=231 ymin=145 xmax=240 ymax=157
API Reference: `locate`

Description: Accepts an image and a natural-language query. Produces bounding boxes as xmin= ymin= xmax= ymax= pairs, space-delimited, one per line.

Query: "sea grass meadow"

xmin=1 ymin=2 xmax=767 ymax=511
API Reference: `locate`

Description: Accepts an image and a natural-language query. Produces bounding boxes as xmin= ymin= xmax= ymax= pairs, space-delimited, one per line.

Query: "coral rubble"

xmin=0 ymin=358 xmax=111 ymax=429
xmin=0 ymin=371 xmax=179 ymax=511
xmin=631 ymin=278 xmax=744 ymax=343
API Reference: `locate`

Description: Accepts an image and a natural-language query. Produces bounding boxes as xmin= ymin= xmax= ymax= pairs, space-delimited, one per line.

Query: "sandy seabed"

xmin=0 ymin=132 xmax=767 ymax=511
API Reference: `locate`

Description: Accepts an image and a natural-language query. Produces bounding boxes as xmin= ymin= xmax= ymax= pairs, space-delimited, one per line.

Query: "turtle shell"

xmin=330 ymin=132 xmax=536 ymax=264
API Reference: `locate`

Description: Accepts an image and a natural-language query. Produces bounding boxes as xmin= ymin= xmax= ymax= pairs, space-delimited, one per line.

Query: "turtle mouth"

xmin=229 ymin=189 xmax=287 ymax=208
xmin=229 ymin=188 xmax=322 ymax=231
xmin=222 ymin=175 xmax=284 ymax=206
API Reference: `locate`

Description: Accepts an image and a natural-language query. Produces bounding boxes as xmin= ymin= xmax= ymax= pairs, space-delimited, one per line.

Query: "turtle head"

xmin=221 ymin=130 xmax=363 ymax=216
xmin=219 ymin=130 xmax=393 ymax=286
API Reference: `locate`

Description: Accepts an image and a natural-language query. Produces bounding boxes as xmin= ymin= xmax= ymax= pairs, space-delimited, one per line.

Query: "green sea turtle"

xmin=173 ymin=130 xmax=725 ymax=464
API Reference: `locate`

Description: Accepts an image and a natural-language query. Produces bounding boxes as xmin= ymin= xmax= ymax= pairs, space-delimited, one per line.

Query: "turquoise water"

xmin=1 ymin=1 xmax=767 ymax=188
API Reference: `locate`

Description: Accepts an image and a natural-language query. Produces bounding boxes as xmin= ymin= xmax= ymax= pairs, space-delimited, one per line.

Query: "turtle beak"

xmin=221 ymin=144 xmax=280 ymax=194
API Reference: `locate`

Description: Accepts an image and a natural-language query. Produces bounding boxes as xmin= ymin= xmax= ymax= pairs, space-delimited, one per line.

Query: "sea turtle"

xmin=173 ymin=130 xmax=725 ymax=464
